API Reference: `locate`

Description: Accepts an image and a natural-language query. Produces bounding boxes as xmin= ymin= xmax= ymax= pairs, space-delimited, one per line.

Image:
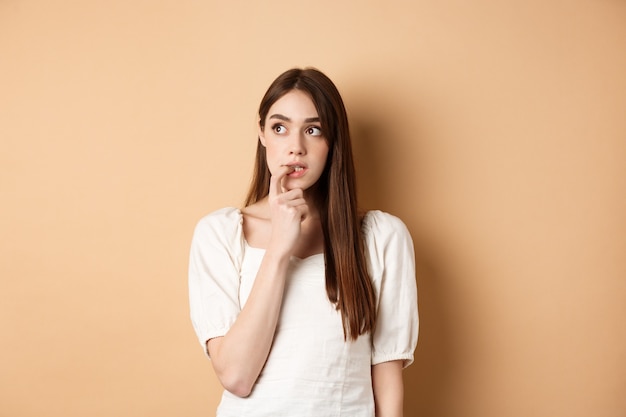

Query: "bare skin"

xmin=242 ymin=190 xmax=324 ymax=260
xmin=372 ymin=360 xmax=404 ymax=417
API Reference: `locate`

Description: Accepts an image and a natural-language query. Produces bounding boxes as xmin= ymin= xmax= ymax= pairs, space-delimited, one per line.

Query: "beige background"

xmin=1 ymin=1 xmax=625 ymax=416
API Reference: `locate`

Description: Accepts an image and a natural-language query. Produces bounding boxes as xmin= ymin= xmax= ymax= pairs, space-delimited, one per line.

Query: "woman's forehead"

xmin=266 ymin=90 xmax=319 ymax=121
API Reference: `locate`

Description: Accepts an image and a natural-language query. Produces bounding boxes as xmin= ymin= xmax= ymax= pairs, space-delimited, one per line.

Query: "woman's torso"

xmin=216 ymin=242 xmax=374 ymax=417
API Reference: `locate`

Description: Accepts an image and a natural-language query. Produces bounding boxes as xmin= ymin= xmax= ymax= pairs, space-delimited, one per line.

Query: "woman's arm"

xmin=207 ymin=250 xmax=291 ymax=397
xmin=372 ymin=360 xmax=405 ymax=417
xmin=207 ymin=167 xmax=307 ymax=397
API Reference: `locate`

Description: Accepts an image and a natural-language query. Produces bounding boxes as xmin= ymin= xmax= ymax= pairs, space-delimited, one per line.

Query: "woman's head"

xmin=246 ymin=67 xmax=356 ymax=206
xmin=258 ymin=89 xmax=330 ymax=194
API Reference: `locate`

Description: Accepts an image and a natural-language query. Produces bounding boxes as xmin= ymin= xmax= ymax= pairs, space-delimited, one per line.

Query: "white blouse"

xmin=189 ymin=207 xmax=418 ymax=417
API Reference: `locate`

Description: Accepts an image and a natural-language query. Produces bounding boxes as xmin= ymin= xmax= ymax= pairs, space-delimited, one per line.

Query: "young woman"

xmin=189 ymin=68 xmax=418 ymax=417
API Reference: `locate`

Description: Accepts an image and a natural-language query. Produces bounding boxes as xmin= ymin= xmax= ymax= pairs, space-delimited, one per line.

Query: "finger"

xmin=269 ymin=166 xmax=294 ymax=196
xmin=282 ymin=197 xmax=307 ymax=208
xmin=279 ymin=187 xmax=303 ymax=201
xmin=297 ymin=202 xmax=310 ymax=221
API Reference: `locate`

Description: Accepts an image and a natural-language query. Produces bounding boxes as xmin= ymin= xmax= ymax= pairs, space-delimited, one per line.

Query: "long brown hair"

xmin=244 ymin=68 xmax=376 ymax=340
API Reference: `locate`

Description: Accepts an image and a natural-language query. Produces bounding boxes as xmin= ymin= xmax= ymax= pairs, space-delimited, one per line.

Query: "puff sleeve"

xmin=188 ymin=207 xmax=245 ymax=356
xmin=363 ymin=210 xmax=419 ymax=368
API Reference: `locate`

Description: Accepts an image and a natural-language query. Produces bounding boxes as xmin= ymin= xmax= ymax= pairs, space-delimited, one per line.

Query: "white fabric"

xmin=188 ymin=207 xmax=418 ymax=417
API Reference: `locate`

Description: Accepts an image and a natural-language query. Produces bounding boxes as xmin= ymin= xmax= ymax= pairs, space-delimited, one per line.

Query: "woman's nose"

xmin=288 ymin=132 xmax=306 ymax=155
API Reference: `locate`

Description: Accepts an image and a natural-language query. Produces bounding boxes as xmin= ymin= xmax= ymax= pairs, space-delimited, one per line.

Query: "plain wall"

xmin=1 ymin=1 xmax=625 ymax=416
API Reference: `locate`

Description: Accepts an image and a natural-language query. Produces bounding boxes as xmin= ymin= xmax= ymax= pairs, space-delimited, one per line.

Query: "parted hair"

xmin=244 ymin=67 xmax=376 ymax=340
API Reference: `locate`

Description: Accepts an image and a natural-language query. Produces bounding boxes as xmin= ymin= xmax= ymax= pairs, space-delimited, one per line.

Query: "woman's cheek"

xmin=264 ymin=147 xmax=279 ymax=175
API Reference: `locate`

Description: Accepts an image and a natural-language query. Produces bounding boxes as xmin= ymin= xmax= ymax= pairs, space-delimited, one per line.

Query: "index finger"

xmin=269 ymin=165 xmax=294 ymax=196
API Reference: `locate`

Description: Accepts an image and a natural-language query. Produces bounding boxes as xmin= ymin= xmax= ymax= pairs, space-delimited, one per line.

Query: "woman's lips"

xmin=283 ymin=164 xmax=307 ymax=178
xmin=287 ymin=166 xmax=307 ymax=178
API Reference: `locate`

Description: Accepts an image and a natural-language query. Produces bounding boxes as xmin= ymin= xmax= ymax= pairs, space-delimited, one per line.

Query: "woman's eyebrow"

xmin=269 ymin=114 xmax=320 ymax=123
xmin=269 ymin=114 xmax=290 ymax=122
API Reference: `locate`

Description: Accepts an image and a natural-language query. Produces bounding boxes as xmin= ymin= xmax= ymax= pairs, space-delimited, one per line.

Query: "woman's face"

xmin=259 ymin=89 xmax=330 ymax=192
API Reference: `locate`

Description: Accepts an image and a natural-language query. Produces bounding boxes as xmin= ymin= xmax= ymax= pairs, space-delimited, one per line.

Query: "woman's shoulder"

xmin=240 ymin=199 xmax=269 ymax=219
xmin=361 ymin=210 xmax=414 ymax=255
xmin=361 ymin=210 xmax=416 ymax=288
xmin=195 ymin=207 xmax=243 ymax=232
xmin=362 ymin=210 xmax=410 ymax=237
xmin=199 ymin=206 xmax=242 ymax=220
xmin=192 ymin=207 xmax=245 ymax=255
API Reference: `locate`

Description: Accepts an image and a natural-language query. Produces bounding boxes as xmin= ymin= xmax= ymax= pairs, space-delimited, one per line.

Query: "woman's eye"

xmin=306 ymin=126 xmax=322 ymax=136
xmin=272 ymin=124 xmax=286 ymax=134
